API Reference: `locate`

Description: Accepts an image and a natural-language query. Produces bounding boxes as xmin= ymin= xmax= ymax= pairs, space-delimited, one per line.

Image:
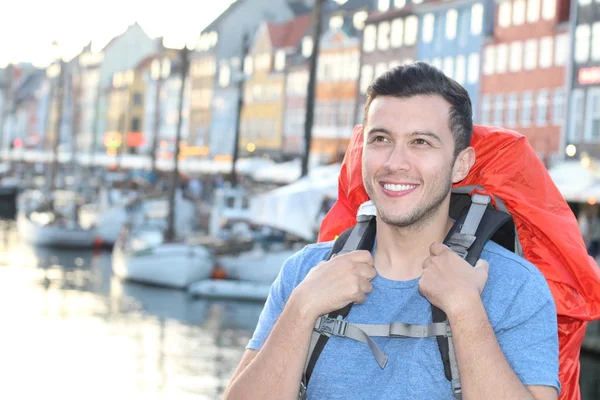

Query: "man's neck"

xmin=373 ymin=211 xmax=455 ymax=282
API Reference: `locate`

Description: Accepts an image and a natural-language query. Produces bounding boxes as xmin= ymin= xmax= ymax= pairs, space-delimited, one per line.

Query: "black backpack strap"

xmin=434 ymin=194 xmax=513 ymax=399
xmin=300 ymin=216 xmax=376 ymax=398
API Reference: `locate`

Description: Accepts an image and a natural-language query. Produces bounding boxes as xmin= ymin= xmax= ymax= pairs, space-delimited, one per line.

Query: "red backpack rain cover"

xmin=318 ymin=124 xmax=600 ymax=399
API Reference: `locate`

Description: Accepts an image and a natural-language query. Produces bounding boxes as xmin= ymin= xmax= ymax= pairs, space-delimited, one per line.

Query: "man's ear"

xmin=452 ymin=146 xmax=476 ymax=184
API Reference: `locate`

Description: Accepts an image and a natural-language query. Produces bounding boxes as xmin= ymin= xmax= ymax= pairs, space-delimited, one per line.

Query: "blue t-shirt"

xmin=248 ymin=240 xmax=560 ymax=399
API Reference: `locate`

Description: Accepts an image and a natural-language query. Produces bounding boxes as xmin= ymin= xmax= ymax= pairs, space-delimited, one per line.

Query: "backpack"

xmin=309 ymin=124 xmax=600 ymax=400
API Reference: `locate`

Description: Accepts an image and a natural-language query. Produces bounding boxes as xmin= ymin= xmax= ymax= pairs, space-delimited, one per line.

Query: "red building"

xmin=480 ymin=0 xmax=571 ymax=165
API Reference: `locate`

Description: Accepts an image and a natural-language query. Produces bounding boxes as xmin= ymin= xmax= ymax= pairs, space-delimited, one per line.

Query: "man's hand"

xmin=418 ymin=242 xmax=489 ymax=317
xmin=291 ymin=250 xmax=377 ymax=320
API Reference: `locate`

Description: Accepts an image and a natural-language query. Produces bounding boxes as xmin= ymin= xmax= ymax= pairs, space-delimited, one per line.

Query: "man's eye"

xmin=413 ymin=138 xmax=430 ymax=146
xmin=373 ymin=136 xmax=390 ymax=143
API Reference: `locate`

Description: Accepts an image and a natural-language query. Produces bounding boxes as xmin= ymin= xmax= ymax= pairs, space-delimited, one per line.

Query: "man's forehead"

xmin=366 ymin=95 xmax=452 ymax=131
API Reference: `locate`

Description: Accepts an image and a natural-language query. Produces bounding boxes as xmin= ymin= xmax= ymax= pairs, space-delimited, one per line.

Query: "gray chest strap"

xmin=313 ymin=316 xmax=452 ymax=369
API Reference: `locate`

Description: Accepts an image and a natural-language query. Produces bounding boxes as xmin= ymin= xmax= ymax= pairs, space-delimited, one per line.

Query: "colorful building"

xmin=481 ymin=0 xmax=570 ymax=164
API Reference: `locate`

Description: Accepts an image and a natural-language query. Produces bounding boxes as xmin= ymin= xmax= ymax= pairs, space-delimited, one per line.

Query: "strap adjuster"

xmin=315 ymin=316 xmax=348 ymax=337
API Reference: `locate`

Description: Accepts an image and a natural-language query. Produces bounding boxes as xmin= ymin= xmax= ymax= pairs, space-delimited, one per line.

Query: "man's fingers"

xmin=429 ymin=242 xmax=450 ymax=256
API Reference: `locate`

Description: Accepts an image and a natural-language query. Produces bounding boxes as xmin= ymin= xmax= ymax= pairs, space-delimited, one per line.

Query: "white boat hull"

xmin=16 ymin=212 xmax=98 ymax=248
xmin=112 ymin=242 xmax=214 ymax=289
xmin=219 ymin=247 xmax=297 ymax=283
xmin=188 ymin=279 xmax=271 ymax=301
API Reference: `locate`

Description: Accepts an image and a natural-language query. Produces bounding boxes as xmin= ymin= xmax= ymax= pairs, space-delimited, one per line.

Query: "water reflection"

xmin=0 ymin=220 xmax=264 ymax=399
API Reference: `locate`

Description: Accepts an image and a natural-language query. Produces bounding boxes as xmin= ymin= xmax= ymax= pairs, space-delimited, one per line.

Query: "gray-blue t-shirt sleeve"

xmin=492 ymin=270 xmax=560 ymax=392
xmin=247 ymin=244 xmax=329 ymax=350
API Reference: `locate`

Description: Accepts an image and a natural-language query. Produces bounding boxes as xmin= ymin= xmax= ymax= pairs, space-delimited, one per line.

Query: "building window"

xmin=389 ymin=60 xmax=401 ymax=69
xmin=513 ymin=0 xmax=526 ymax=25
xmin=395 ymin=0 xmax=406 ymax=7
xmin=363 ymin=25 xmax=377 ymax=52
xmin=413 ymin=0 xmax=423 ymax=4
xmin=275 ymin=50 xmax=286 ymax=71
xmin=524 ymin=39 xmax=538 ymax=70
xmin=568 ymin=89 xmax=584 ymax=142
xmin=592 ymin=22 xmax=600 ymax=61
xmin=575 ymin=25 xmax=591 ymax=63
xmin=133 ymin=93 xmax=143 ymax=106
xmin=375 ymin=62 xmax=388 ymax=79
xmin=458 ymin=10 xmax=470 ymax=47
xmin=443 ymin=56 xmax=454 ymax=78
xmin=499 ymin=1 xmax=512 ymax=27
xmin=219 ymin=62 xmax=230 ymax=87
xmin=579 ymin=0 xmax=591 ymax=5
xmin=455 ymin=55 xmax=466 ymax=84
xmin=509 ymin=41 xmax=523 ymax=72
xmin=302 ymin=37 xmax=313 ymax=57
xmin=391 ymin=18 xmax=404 ymax=48
xmin=446 ymin=9 xmax=458 ymax=40
xmin=484 ymin=46 xmax=495 ymax=75
xmin=360 ymin=65 xmax=374 ymax=94
xmin=330 ymin=16 xmax=344 ymax=29
xmin=584 ymin=88 xmax=600 ymax=142
xmin=354 ymin=11 xmax=368 ymax=30
xmin=378 ymin=0 xmax=390 ymax=12
xmin=496 ymin=43 xmax=508 ymax=73
xmin=468 ymin=52 xmax=480 ymax=83
xmin=405 ymin=16 xmax=418 ymax=45
xmin=539 ymin=36 xmax=553 ymax=68
xmin=552 ymin=88 xmax=564 ymax=126
xmin=244 ymin=56 xmax=254 ymax=75
xmin=494 ymin=95 xmax=504 ymax=126
xmin=554 ymin=34 xmax=568 ymax=66
xmin=378 ymin=21 xmax=391 ymax=50
xmin=480 ymin=95 xmax=491 ymax=125
xmin=471 ymin=4 xmax=484 ymax=35
xmin=527 ymin=0 xmax=540 ymax=23
xmin=521 ymin=91 xmax=533 ymax=127
xmin=536 ymin=90 xmax=548 ymax=126
xmin=423 ymin=14 xmax=435 ymax=43
xmin=541 ymin=0 xmax=555 ymax=20
xmin=432 ymin=57 xmax=442 ymax=70
xmin=507 ymin=93 xmax=518 ymax=127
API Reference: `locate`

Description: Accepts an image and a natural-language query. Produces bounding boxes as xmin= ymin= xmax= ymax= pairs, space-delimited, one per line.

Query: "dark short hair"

xmin=364 ymin=62 xmax=473 ymax=155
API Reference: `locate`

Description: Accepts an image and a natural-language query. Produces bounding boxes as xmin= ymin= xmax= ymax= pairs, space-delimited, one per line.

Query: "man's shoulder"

xmin=279 ymin=241 xmax=335 ymax=285
xmin=482 ymin=240 xmax=546 ymax=282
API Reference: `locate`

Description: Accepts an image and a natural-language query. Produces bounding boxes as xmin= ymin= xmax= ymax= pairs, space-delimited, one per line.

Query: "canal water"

xmin=1 ymin=218 xmax=599 ymax=399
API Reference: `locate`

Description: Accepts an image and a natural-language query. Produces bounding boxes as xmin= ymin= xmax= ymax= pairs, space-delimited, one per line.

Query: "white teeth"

xmin=383 ymin=183 xmax=417 ymax=192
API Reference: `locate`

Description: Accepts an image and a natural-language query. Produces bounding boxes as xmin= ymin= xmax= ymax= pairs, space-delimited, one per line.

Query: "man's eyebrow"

xmin=409 ymin=130 xmax=442 ymax=142
xmin=366 ymin=127 xmax=392 ymax=136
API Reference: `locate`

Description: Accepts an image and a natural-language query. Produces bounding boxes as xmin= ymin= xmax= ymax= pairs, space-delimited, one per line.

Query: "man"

xmin=224 ymin=63 xmax=560 ymax=399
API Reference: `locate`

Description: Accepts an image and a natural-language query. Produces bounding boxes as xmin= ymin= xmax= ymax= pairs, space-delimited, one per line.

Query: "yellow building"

xmin=105 ymin=69 xmax=146 ymax=154
xmin=240 ymin=14 xmax=312 ymax=158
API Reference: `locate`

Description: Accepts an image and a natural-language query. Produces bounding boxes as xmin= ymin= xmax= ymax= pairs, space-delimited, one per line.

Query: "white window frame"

xmin=375 ymin=62 xmax=388 ymax=79
xmin=446 ymin=9 xmax=458 ymax=40
xmin=541 ymin=0 xmax=555 ymax=20
xmin=513 ymin=0 xmax=526 ymax=25
xmin=302 ymin=37 xmax=313 ymax=58
xmin=579 ymin=0 xmax=591 ymax=5
xmin=494 ymin=94 xmax=504 ymax=126
xmin=443 ymin=56 xmax=455 ymax=78
xmin=521 ymin=91 xmax=533 ymax=127
xmin=575 ymin=24 xmax=591 ymax=63
xmin=378 ymin=21 xmax=391 ymax=51
xmin=468 ymin=52 xmax=480 ymax=84
xmin=484 ymin=46 xmax=495 ymax=75
xmin=592 ymin=22 xmax=600 ymax=61
xmin=423 ymin=13 xmax=435 ymax=43
xmin=539 ymin=36 xmax=553 ymax=68
xmin=363 ymin=25 xmax=377 ymax=53
xmin=391 ymin=18 xmax=404 ymax=48
xmin=499 ymin=1 xmax=512 ymax=28
xmin=455 ymin=55 xmax=466 ymax=84
xmin=507 ymin=92 xmax=518 ymax=127
xmin=353 ymin=11 xmax=369 ymax=30
xmin=524 ymin=39 xmax=538 ymax=70
xmin=584 ymin=88 xmax=600 ymax=142
xmin=496 ymin=43 xmax=508 ymax=74
xmin=568 ymin=89 xmax=584 ymax=142
xmin=432 ymin=57 xmax=442 ymax=70
xmin=471 ymin=4 xmax=484 ymax=35
xmin=378 ymin=0 xmax=390 ymax=12
xmin=219 ymin=62 xmax=231 ymax=88
xmin=394 ymin=0 xmax=406 ymax=8
xmin=274 ymin=50 xmax=286 ymax=71
xmin=527 ymin=0 xmax=540 ymax=23
xmin=510 ymin=41 xmax=523 ymax=72
xmin=480 ymin=95 xmax=491 ymax=125
xmin=404 ymin=16 xmax=418 ymax=45
xmin=536 ymin=89 xmax=549 ymax=126
xmin=554 ymin=34 xmax=569 ymax=66
xmin=552 ymin=87 xmax=564 ymax=126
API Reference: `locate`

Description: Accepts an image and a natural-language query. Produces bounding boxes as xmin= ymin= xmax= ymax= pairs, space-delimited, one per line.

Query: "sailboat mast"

xmin=49 ymin=59 xmax=65 ymax=195
xmin=165 ymin=46 xmax=190 ymax=242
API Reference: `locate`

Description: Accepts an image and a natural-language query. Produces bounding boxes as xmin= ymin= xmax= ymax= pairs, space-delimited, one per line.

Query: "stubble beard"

xmin=363 ymin=170 xmax=453 ymax=230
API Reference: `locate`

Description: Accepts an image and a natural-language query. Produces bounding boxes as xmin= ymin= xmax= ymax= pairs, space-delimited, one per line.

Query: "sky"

xmin=0 ymin=0 xmax=236 ymax=67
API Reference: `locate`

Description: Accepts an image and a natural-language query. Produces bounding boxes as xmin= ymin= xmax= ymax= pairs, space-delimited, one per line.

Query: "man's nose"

xmin=384 ymin=144 xmax=411 ymax=172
